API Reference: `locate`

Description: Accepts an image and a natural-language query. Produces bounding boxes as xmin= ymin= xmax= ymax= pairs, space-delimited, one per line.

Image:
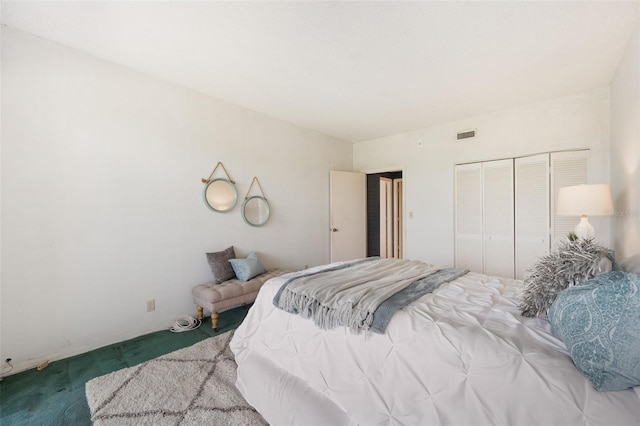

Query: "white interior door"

xmin=393 ymin=178 xmax=403 ymax=259
xmin=379 ymin=178 xmax=393 ymax=258
xmin=330 ymin=171 xmax=366 ymax=262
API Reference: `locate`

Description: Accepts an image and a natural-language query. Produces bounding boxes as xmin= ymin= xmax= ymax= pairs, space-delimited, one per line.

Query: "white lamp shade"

xmin=556 ymin=184 xmax=614 ymax=217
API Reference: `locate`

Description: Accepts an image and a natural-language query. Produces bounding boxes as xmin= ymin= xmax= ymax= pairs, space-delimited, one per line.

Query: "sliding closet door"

xmin=551 ymin=151 xmax=589 ymax=246
xmin=515 ymin=154 xmax=550 ymax=279
xmin=455 ymin=150 xmax=589 ymax=279
xmin=455 ymin=163 xmax=483 ymax=273
xmin=482 ymin=159 xmax=514 ymax=278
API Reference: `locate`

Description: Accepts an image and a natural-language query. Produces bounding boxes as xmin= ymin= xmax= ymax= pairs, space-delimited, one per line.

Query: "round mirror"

xmin=203 ymin=178 xmax=238 ymax=212
xmin=242 ymin=196 xmax=271 ymax=227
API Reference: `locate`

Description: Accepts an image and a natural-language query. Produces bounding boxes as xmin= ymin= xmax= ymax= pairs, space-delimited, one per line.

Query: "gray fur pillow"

xmin=206 ymin=246 xmax=236 ymax=284
xmin=520 ymin=238 xmax=614 ymax=317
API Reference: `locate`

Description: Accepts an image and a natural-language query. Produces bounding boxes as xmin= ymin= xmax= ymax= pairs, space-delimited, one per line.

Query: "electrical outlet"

xmin=146 ymin=299 xmax=155 ymax=312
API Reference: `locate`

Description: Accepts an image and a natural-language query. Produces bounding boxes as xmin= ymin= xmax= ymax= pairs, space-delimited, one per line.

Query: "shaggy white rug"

xmin=85 ymin=331 xmax=266 ymax=425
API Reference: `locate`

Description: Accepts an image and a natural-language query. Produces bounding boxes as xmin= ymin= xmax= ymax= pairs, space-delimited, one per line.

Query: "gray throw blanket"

xmin=273 ymin=258 xmax=460 ymax=333
xmin=369 ymin=267 xmax=468 ymax=333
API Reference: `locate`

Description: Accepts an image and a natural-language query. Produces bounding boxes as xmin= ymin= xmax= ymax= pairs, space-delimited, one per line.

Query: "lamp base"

xmin=574 ymin=215 xmax=595 ymax=239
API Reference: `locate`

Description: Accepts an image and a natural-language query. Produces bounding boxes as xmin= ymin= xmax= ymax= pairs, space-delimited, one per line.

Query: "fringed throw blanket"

xmin=368 ymin=267 xmax=468 ymax=333
xmin=273 ymin=258 xmax=462 ymax=333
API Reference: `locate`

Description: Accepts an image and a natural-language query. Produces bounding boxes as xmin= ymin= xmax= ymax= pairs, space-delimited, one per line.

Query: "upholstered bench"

xmin=193 ymin=268 xmax=289 ymax=330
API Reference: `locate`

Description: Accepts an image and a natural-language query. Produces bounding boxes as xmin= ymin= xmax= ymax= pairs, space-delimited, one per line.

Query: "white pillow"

xmin=621 ymin=253 xmax=640 ymax=276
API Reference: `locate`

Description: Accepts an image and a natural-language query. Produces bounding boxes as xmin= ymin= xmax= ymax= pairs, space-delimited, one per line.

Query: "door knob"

xmin=331 ymin=228 xmax=339 ymax=232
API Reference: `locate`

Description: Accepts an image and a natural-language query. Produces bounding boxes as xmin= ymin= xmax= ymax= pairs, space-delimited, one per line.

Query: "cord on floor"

xmin=169 ymin=315 xmax=201 ymax=332
xmin=0 ymin=360 xmax=14 ymax=381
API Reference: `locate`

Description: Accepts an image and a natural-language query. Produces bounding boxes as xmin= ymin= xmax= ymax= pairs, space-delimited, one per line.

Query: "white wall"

xmin=0 ymin=27 xmax=352 ymax=373
xmin=611 ymin=26 xmax=640 ymax=259
xmin=354 ymin=88 xmax=612 ymax=266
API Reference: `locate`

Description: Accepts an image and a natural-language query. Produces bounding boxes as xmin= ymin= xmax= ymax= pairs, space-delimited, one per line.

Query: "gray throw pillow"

xmin=206 ymin=246 xmax=236 ymax=284
xmin=520 ymin=238 xmax=615 ymax=317
xmin=595 ymin=256 xmax=613 ymax=276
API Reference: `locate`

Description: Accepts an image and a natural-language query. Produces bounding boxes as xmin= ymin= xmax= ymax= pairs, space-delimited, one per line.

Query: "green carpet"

xmin=0 ymin=306 xmax=250 ymax=425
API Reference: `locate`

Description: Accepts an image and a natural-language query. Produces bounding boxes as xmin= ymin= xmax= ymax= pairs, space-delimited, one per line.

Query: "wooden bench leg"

xmin=211 ymin=312 xmax=219 ymax=331
xmin=196 ymin=305 xmax=204 ymax=321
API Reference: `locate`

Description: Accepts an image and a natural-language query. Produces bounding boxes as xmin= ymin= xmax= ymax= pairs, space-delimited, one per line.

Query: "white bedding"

xmin=230 ymin=262 xmax=640 ymax=426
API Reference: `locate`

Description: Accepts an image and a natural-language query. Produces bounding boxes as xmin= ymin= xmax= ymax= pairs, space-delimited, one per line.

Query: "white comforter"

xmin=230 ymin=263 xmax=640 ymax=426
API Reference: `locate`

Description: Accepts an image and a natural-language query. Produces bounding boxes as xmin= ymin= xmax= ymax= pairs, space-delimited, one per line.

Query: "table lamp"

xmin=556 ymin=184 xmax=614 ymax=239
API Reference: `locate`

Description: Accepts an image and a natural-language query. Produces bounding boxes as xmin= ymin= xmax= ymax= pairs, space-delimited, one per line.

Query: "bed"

xmin=229 ymin=259 xmax=640 ymax=425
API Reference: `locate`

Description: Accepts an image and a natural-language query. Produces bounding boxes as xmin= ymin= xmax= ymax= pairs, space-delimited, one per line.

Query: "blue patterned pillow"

xmin=548 ymin=271 xmax=640 ymax=391
xmin=228 ymin=251 xmax=267 ymax=281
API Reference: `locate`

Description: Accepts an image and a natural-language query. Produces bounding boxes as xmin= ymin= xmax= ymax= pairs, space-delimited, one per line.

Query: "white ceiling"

xmin=2 ymin=1 xmax=638 ymax=143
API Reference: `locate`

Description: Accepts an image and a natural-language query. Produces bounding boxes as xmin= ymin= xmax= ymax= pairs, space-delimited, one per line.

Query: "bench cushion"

xmin=193 ymin=269 xmax=289 ymax=313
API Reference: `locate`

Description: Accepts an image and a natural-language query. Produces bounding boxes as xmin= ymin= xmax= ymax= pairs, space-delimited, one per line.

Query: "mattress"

xmin=230 ymin=262 xmax=640 ymax=425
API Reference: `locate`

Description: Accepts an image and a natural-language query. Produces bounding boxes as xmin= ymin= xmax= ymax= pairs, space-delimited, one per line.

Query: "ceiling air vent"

xmin=456 ymin=129 xmax=477 ymax=140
